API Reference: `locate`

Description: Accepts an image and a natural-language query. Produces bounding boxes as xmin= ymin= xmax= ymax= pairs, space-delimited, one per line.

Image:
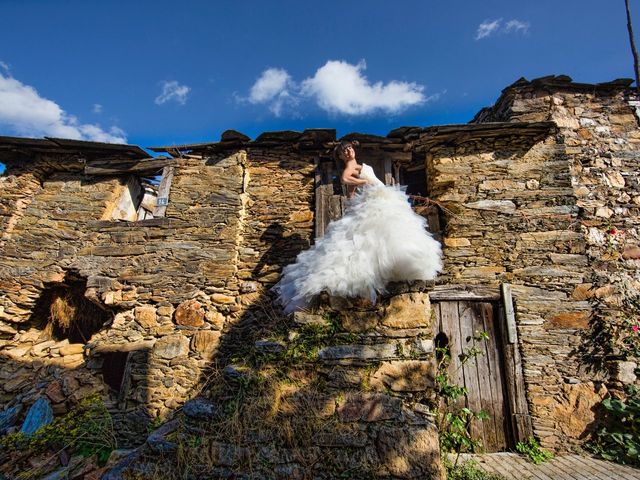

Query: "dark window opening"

xmin=30 ymin=272 xmax=112 ymax=344
xmin=101 ymin=351 xmax=131 ymax=394
xmin=110 ymin=166 xmax=174 ymax=221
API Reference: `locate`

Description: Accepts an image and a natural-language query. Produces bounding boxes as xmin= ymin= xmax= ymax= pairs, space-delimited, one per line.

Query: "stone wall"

xmin=1 ymin=77 xmax=640 ymax=474
xmin=420 ymin=76 xmax=639 ymax=449
xmin=0 ymin=139 xmax=326 ymax=445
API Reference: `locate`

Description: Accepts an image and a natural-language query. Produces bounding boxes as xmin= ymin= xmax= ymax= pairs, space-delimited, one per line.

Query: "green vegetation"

xmin=588 ymin=385 xmax=640 ymax=466
xmin=436 ymin=330 xmax=490 ymax=458
xmin=515 ymin=436 xmax=554 ymax=465
xmin=0 ymin=394 xmax=116 ymax=478
xmin=444 ymin=458 xmax=506 ymax=480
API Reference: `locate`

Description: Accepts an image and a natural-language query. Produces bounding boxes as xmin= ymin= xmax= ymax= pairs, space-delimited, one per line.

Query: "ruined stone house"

xmin=1 ymin=75 xmax=640 ymax=474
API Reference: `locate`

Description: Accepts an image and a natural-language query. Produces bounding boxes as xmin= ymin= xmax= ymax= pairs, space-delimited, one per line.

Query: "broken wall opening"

xmin=30 ymin=272 xmax=113 ymax=344
xmin=0 ymin=162 xmax=6 ymax=176
xmin=108 ymin=165 xmax=174 ymax=221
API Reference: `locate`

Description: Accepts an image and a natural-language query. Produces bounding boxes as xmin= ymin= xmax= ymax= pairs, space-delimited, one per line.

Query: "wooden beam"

xmin=501 ymin=283 xmax=517 ymax=344
xmin=85 ymin=157 xmax=175 ymax=175
xmin=497 ymin=286 xmax=534 ymax=443
xmin=429 ymin=284 xmax=501 ymax=302
xmin=90 ymin=339 xmax=156 ymax=355
xmin=153 ymin=166 xmax=175 ymax=217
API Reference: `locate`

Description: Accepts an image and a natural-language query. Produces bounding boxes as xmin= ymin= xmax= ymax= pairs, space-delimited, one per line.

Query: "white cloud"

xmin=475 ymin=19 xmax=502 ymax=40
xmin=505 ymin=19 xmax=530 ymax=34
xmin=92 ymin=103 xmax=103 ymax=114
xmin=301 ymin=60 xmax=426 ymax=115
xmin=155 ymin=80 xmax=190 ymax=105
xmin=244 ymin=60 xmax=428 ymax=117
xmin=475 ymin=18 xmax=530 ymax=40
xmin=249 ymin=68 xmax=291 ymax=103
xmin=0 ymin=61 xmax=9 ymax=73
xmin=247 ymin=68 xmax=297 ymax=116
xmin=0 ymin=72 xmax=127 ymax=143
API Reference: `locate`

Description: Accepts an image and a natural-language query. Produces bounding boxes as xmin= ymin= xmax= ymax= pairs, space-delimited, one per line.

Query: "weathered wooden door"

xmin=433 ymin=296 xmax=532 ymax=452
xmin=314 ymin=157 xmax=346 ymax=238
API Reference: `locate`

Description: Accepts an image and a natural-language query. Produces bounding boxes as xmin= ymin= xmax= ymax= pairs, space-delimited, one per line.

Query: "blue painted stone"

xmin=0 ymin=403 xmax=22 ymax=433
xmin=19 ymin=397 xmax=54 ymax=436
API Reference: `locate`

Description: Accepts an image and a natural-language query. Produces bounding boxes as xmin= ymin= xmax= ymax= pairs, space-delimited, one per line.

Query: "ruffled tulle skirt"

xmin=274 ymin=184 xmax=442 ymax=313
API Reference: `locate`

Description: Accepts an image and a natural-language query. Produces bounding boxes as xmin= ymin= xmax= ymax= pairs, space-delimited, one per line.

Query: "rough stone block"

xmin=340 ymin=310 xmax=379 ymax=332
xmin=464 ymin=200 xmax=516 ymax=214
xmin=376 ymin=424 xmax=445 ymax=479
xmin=60 ymin=343 xmax=85 ymax=356
xmin=371 ymin=360 xmax=435 ymax=392
xmin=174 ymin=299 xmax=205 ymax=327
xmin=45 ymin=380 xmax=66 ymax=404
xmin=444 ymin=237 xmax=471 ymax=247
xmin=191 ymin=330 xmax=221 ymax=359
xmin=211 ymin=293 xmax=235 ymax=304
xmin=336 ymin=392 xmax=401 ymax=422
xmin=623 ymin=245 xmax=640 ymax=259
xmin=547 ymin=311 xmax=590 ymax=329
xmin=382 ymin=292 xmax=431 ymax=329
xmin=613 ymin=361 xmax=638 ymax=384
xmin=134 ymin=306 xmax=158 ymax=328
xmin=153 ymin=335 xmax=190 ymax=359
xmin=317 ymin=343 xmax=397 ymax=361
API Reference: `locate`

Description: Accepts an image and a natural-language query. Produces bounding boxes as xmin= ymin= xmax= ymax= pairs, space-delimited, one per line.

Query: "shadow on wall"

xmin=0 ymin=270 xmax=156 ymax=452
xmin=110 ymin=221 xmax=445 ymax=479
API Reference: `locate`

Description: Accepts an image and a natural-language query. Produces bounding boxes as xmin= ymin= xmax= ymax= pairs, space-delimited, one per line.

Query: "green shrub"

xmin=588 ymin=385 xmax=640 ymax=466
xmin=515 ymin=436 xmax=554 ymax=465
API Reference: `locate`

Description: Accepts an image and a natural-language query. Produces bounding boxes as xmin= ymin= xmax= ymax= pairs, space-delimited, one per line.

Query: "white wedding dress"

xmin=275 ymin=163 xmax=442 ymax=313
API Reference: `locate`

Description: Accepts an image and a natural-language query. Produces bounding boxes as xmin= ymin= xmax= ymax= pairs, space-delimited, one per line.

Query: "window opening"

xmin=31 ymin=273 xmax=112 ymax=344
xmin=110 ymin=166 xmax=174 ymax=221
xmin=0 ymin=162 xmax=6 ymax=176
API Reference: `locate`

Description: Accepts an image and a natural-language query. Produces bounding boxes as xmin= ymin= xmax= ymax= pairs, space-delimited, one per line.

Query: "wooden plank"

xmin=497 ymin=299 xmax=533 ymax=443
xmin=152 ymin=165 xmax=174 ymax=217
xmin=85 ymin=156 xmax=175 ymax=175
xmin=438 ymin=301 xmax=466 ymax=411
xmin=476 ymin=303 xmax=511 ymax=451
xmin=560 ymin=456 xmax=617 ymax=480
xmin=426 ymin=206 xmax=442 ymax=241
xmin=314 ymin=157 xmax=325 ymax=238
xmin=472 ymin=302 xmax=498 ymax=452
xmin=384 ymin=158 xmax=393 ymax=185
xmin=458 ymin=301 xmax=485 ymax=449
xmin=501 ymin=283 xmax=517 ymax=343
xmin=429 ymin=285 xmax=501 ymax=302
xmin=549 ymin=456 xmax=589 ymax=480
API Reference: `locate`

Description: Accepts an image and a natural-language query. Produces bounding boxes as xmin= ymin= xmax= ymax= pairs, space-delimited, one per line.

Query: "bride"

xmin=274 ymin=140 xmax=442 ymax=313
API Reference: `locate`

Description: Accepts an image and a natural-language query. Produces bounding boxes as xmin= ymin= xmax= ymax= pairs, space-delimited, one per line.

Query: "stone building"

xmin=0 ymin=75 xmax=639 ymax=477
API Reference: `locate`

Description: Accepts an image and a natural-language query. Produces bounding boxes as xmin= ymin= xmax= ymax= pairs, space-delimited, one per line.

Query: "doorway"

xmin=433 ymin=294 xmax=532 ymax=452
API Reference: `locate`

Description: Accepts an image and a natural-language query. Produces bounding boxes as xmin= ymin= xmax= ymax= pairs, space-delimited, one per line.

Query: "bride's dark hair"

xmin=333 ymin=140 xmax=360 ymax=170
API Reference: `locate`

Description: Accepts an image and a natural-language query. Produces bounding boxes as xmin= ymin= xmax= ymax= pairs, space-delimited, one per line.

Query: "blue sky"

xmin=0 ymin=0 xmax=636 ymax=152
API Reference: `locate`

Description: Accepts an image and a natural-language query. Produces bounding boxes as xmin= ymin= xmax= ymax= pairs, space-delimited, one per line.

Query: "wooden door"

xmin=314 ymin=157 xmax=346 ymax=238
xmin=435 ymin=300 xmax=514 ymax=452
